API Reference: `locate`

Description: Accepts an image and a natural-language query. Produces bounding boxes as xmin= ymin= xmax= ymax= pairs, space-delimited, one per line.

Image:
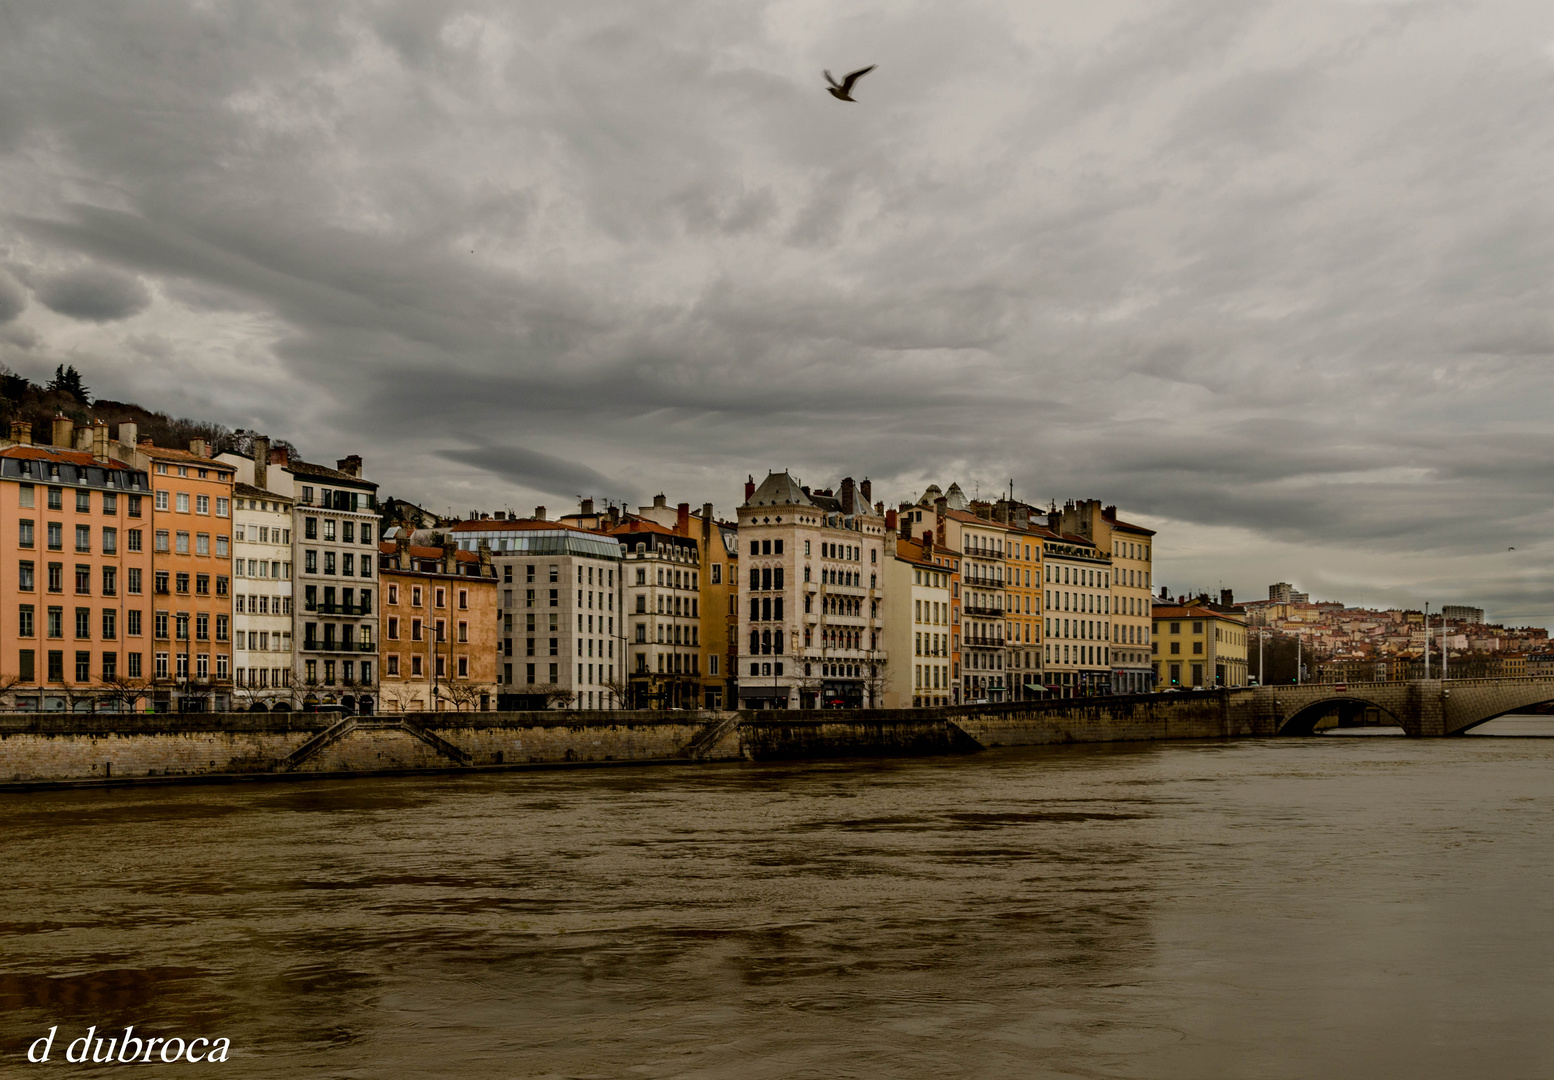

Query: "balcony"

xmin=961 ymin=605 xmax=1003 ymax=617
xmin=301 ymin=640 xmax=377 ymax=653
xmin=310 ymin=603 xmax=372 ymax=616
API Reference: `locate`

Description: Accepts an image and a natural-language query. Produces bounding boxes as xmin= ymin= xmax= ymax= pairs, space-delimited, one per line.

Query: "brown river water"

xmin=2 ymin=720 xmax=1552 ymax=1078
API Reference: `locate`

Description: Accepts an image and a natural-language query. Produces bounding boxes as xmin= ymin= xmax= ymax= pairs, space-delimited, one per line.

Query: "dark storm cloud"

xmin=3 ymin=0 xmax=1554 ymax=621
xmin=434 ymin=444 xmax=627 ymax=504
xmin=0 ymin=270 xmax=25 ymax=323
xmin=34 ymin=265 xmax=152 ymax=322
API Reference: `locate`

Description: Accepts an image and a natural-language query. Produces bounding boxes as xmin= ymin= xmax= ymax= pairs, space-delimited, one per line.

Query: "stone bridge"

xmin=1236 ymin=677 xmax=1554 ymax=737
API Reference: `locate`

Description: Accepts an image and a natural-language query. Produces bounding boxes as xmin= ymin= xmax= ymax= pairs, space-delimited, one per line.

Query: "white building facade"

xmin=231 ymin=482 xmax=294 ymax=704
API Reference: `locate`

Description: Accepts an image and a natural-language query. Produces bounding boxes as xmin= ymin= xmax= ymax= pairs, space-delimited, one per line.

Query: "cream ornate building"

xmin=737 ymin=472 xmax=889 ymax=709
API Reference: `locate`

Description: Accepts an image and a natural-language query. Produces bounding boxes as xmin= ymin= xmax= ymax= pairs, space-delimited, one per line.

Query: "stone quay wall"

xmin=0 ymin=691 xmax=1272 ymax=791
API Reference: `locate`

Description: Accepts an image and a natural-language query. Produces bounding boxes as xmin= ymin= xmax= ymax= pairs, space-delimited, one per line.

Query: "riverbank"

xmin=0 ymin=691 xmax=1249 ymax=790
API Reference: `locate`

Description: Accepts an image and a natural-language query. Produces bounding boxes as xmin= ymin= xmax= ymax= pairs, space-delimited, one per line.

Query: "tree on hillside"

xmin=47 ymin=364 xmax=90 ymax=405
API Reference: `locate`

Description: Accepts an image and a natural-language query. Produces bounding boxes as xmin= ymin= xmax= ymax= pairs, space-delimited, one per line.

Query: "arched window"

xmin=750 ymin=630 xmax=759 ymax=655
xmin=761 ymin=629 xmax=771 ymax=655
xmin=774 ymin=629 xmax=784 ymax=655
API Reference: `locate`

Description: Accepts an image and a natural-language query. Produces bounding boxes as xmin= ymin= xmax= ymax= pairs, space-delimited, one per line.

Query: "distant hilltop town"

xmin=0 ymin=366 xmax=1543 ymax=715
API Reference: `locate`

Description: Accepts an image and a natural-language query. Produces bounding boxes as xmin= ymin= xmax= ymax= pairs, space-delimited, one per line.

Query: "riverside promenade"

xmin=4 ymin=677 xmax=1553 ymax=790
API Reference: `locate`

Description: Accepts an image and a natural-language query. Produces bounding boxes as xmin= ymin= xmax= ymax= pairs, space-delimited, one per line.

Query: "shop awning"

xmin=739 ymin=685 xmax=788 ymax=698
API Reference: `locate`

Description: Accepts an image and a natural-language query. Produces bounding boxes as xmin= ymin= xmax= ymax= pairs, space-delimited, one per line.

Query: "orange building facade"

xmin=377 ymin=539 xmax=499 ymax=711
xmin=0 ymin=437 xmax=153 ymax=710
xmin=115 ymin=439 xmax=237 ymax=711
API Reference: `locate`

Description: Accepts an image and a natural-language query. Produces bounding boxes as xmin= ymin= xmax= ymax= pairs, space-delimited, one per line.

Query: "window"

xmin=305 ymin=517 xmax=317 ymax=539
xmin=102 ymin=609 xmax=117 ymax=640
xmin=175 ymin=572 xmax=190 ymax=593
xmin=155 ymin=530 xmax=170 ymax=553
xmin=216 ymin=497 xmax=229 ymax=517
xmin=127 ymin=610 xmax=141 ymax=636
xmin=75 ymin=565 xmax=90 ymax=594
xmin=175 ymin=531 xmax=189 ymax=554
xmin=323 ymin=519 xmax=336 ymax=542
xmin=324 ymin=552 xmax=336 ymax=575
xmin=102 ymin=527 xmax=117 ymax=554
xmin=216 ymin=535 xmax=228 ymax=557
xmin=18 ymin=605 xmax=34 ymax=637
xmin=19 ymin=485 xmax=33 ymax=508
xmin=305 ymin=550 xmax=317 ymax=573
xmin=196 ymin=495 xmax=209 ymax=514
xmin=127 ymin=495 xmax=141 ymax=518
xmin=176 ymin=492 xmax=189 ymax=513
xmin=47 ymin=522 xmax=62 ymax=550
xmin=196 ymin=533 xmax=209 ymax=555
xmin=155 ymin=611 xmax=169 ymax=639
xmin=18 ymin=561 xmax=33 ymax=591
xmin=75 ymin=651 xmax=90 ymax=682
xmin=48 ymin=488 xmax=62 ymax=511
xmin=18 ymin=520 xmax=33 ymax=548
xmin=47 ymin=607 xmax=63 ymax=638
xmin=75 ymin=607 xmax=90 ymax=639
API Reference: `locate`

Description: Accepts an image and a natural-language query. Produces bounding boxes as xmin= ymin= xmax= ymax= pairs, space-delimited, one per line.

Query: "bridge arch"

xmin=1276 ymin=695 xmax=1404 ymax=736
xmin=1442 ymin=679 xmax=1554 ymax=734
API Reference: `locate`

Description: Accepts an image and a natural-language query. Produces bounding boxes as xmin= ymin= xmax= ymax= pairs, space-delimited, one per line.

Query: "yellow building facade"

xmin=1152 ymin=604 xmax=1248 ymax=689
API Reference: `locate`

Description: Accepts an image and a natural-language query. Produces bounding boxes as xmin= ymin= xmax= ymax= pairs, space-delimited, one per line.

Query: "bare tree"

xmin=531 ymin=683 xmax=575 ymax=709
xmin=0 ymin=673 xmax=27 ymax=712
xmin=862 ymin=658 xmax=890 ymax=709
xmin=440 ymin=680 xmax=485 ymax=712
xmin=378 ymin=683 xmax=422 ymax=714
xmin=600 ymin=674 xmax=631 ymax=710
xmin=100 ymin=673 xmax=150 ymax=713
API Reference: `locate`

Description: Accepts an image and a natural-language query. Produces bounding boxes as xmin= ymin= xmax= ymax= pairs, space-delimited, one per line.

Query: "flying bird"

xmin=824 ymin=65 xmax=877 ymax=102
xmin=1508 ymin=546 xmax=1516 ymax=550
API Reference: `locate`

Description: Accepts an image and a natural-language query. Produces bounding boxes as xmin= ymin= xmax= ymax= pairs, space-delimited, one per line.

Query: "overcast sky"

xmin=2 ymin=0 xmax=1553 ymax=624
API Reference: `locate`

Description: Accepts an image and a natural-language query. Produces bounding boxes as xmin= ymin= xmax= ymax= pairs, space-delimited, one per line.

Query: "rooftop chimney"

xmin=581 ymin=497 xmax=595 ymax=517
xmin=676 ymin=502 xmax=690 ymax=535
xmin=337 ymin=454 xmax=363 ymax=478
xmin=51 ymin=413 xmax=73 ymax=449
xmin=885 ymin=509 xmax=898 ymax=531
xmin=1220 ymin=588 xmax=1234 ymax=606
xmin=270 ymin=446 xmax=289 ymax=466
xmin=253 ymin=435 xmax=270 ymax=490
xmin=744 ymin=475 xmax=755 ymax=502
xmin=116 ymin=422 xmax=136 ymax=449
xmin=91 ymin=420 xmax=109 ymax=462
xmin=75 ymin=426 xmax=91 ymax=452
xmin=923 ymin=531 xmax=933 ymax=552
xmin=8 ymin=419 xmax=31 ymax=445
xmin=860 ymin=477 xmax=872 ymax=504
xmin=701 ymin=502 xmax=713 ymax=541
xmin=494 ymin=511 xmax=506 ymax=521
xmin=840 ymin=477 xmax=856 ymax=515
xmin=875 ymin=501 xmax=884 ymax=517
xmin=653 ymin=493 xmax=667 ymax=508
xmin=189 ymin=438 xmax=207 ymax=459
xmin=534 ymin=506 xmax=546 ymax=521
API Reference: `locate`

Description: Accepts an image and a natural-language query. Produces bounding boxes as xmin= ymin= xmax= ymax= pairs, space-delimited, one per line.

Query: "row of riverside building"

xmin=1 ymin=416 xmax=1231 ymax=712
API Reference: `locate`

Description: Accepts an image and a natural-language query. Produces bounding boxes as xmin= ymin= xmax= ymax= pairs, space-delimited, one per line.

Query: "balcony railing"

xmin=309 ymin=603 xmax=372 ymax=616
xmin=301 ymin=640 xmax=377 ymax=653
